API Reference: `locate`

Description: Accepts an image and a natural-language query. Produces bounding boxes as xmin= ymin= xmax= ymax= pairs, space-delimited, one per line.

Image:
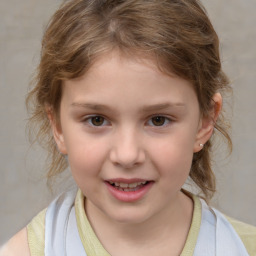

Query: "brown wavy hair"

xmin=27 ymin=0 xmax=232 ymax=200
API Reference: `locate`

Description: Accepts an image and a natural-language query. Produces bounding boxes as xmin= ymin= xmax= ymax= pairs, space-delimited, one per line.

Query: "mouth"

xmin=107 ymin=180 xmax=149 ymax=192
xmin=105 ymin=178 xmax=154 ymax=202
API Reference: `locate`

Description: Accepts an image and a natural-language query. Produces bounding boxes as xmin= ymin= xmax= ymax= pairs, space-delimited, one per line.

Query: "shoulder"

xmin=0 ymin=228 xmax=30 ymax=256
xmin=0 ymin=208 xmax=47 ymax=256
xmin=27 ymin=208 xmax=46 ymax=256
xmin=225 ymin=215 xmax=256 ymax=255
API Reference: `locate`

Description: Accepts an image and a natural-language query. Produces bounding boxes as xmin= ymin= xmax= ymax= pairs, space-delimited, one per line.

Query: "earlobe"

xmin=193 ymin=93 xmax=222 ymax=153
xmin=46 ymin=106 xmax=67 ymax=155
xmin=52 ymin=125 xmax=68 ymax=155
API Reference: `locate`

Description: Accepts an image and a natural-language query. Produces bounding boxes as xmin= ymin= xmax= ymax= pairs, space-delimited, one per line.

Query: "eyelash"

xmin=82 ymin=115 xmax=172 ymax=128
xmin=82 ymin=115 xmax=110 ymax=127
xmin=146 ymin=115 xmax=172 ymax=127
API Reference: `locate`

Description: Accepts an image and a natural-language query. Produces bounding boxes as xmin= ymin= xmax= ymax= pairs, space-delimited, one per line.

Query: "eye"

xmin=147 ymin=116 xmax=170 ymax=127
xmin=85 ymin=115 xmax=109 ymax=127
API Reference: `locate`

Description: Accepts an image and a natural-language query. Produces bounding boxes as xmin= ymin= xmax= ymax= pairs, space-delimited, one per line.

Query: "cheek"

xmin=149 ymin=133 xmax=195 ymax=177
xmin=152 ymin=145 xmax=193 ymax=194
xmin=66 ymin=136 xmax=109 ymax=178
xmin=153 ymin=145 xmax=192 ymax=172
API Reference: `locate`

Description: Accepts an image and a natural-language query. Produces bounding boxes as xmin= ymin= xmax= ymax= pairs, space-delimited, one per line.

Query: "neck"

xmin=85 ymin=191 xmax=193 ymax=256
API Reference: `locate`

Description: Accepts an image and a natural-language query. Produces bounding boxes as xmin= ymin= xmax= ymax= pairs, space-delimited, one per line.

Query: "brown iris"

xmin=91 ymin=116 xmax=105 ymax=126
xmin=151 ymin=116 xmax=166 ymax=126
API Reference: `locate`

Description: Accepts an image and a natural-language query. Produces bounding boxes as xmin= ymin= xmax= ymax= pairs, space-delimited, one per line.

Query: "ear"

xmin=193 ymin=93 xmax=222 ymax=153
xmin=46 ymin=106 xmax=67 ymax=155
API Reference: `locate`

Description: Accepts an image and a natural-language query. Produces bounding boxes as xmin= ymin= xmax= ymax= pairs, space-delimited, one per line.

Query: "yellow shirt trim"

xmin=75 ymin=190 xmax=201 ymax=256
xmin=180 ymin=194 xmax=202 ymax=256
xmin=27 ymin=208 xmax=46 ymax=256
xmin=75 ymin=190 xmax=111 ymax=256
xmin=27 ymin=190 xmax=256 ymax=256
xmin=227 ymin=216 xmax=256 ymax=256
xmin=75 ymin=191 xmax=256 ymax=255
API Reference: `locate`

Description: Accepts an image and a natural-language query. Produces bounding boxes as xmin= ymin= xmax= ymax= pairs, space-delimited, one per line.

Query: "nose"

xmin=109 ymin=128 xmax=146 ymax=169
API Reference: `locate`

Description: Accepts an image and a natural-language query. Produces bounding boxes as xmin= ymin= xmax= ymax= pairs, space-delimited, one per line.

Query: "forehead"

xmin=61 ymin=51 xmax=198 ymax=111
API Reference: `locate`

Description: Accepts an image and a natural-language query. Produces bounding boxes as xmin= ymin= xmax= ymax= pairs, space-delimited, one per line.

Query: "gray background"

xmin=0 ymin=0 xmax=255 ymax=245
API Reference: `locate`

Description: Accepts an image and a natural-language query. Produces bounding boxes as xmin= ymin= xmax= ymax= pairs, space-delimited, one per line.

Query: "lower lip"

xmin=105 ymin=181 xmax=154 ymax=202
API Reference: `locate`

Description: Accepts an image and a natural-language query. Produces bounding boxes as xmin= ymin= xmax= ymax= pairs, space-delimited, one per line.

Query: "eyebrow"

xmin=71 ymin=102 xmax=186 ymax=112
xmin=71 ymin=102 xmax=111 ymax=111
xmin=141 ymin=102 xmax=186 ymax=112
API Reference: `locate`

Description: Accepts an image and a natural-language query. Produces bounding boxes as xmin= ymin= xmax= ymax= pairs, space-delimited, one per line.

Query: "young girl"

xmin=1 ymin=0 xmax=255 ymax=255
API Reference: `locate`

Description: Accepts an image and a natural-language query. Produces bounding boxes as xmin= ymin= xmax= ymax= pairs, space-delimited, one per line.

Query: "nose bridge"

xmin=110 ymin=125 xmax=145 ymax=168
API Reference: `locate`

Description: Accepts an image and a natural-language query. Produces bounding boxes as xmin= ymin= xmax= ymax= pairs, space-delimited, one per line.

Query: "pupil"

xmin=92 ymin=116 xmax=104 ymax=126
xmin=152 ymin=116 xmax=165 ymax=126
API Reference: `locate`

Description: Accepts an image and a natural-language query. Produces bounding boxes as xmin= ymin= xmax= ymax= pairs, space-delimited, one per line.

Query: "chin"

xmin=107 ymin=208 xmax=153 ymax=225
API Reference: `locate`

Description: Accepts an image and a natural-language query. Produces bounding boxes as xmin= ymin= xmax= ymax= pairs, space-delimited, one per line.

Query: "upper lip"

xmin=105 ymin=178 xmax=151 ymax=184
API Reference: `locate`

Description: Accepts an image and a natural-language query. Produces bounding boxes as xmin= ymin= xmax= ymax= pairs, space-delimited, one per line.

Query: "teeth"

xmin=110 ymin=181 xmax=147 ymax=188
xmin=128 ymin=183 xmax=138 ymax=188
xmin=119 ymin=183 xmax=128 ymax=188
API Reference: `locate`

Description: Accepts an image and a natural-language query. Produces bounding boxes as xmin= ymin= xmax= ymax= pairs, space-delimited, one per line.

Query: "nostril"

xmin=109 ymin=146 xmax=146 ymax=169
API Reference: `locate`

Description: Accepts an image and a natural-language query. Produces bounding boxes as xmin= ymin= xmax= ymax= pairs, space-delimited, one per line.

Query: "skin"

xmin=0 ymin=228 xmax=29 ymax=256
xmin=52 ymin=52 xmax=221 ymax=255
xmin=2 ymin=51 xmax=222 ymax=255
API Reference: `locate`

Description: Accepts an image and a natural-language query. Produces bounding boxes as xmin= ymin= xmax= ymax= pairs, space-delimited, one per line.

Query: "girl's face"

xmin=53 ymin=52 xmax=213 ymax=224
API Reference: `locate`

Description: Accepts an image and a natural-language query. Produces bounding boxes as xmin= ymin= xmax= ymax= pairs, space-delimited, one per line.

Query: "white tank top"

xmin=44 ymin=190 xmax=87 ymax=255
xmin=44 ymin=190 xmax=249 ymax=256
